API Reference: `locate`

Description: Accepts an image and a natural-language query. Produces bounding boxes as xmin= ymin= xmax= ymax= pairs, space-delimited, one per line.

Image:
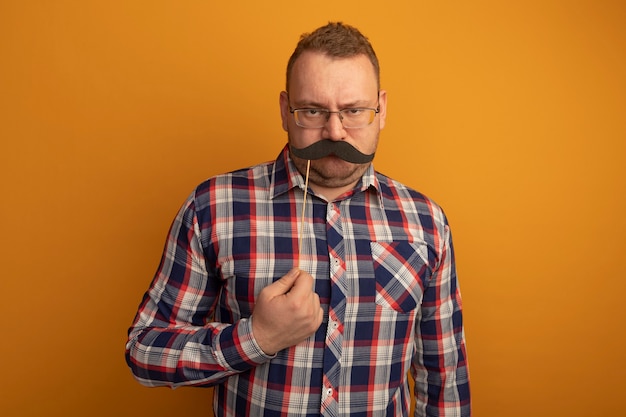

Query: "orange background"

xmin=1 ymin=1 xmax=625 ymax=416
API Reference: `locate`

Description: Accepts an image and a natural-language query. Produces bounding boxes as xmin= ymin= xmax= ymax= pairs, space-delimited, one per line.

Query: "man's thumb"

xmin=268 ymin=268 xmax=300 ymax=295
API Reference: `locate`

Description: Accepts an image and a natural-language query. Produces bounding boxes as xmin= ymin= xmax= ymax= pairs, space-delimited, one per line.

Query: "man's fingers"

xmin=289 ymin=270 xmax=315 ymax=296
xmin=263 ymin=268 xmax=300 ymax=297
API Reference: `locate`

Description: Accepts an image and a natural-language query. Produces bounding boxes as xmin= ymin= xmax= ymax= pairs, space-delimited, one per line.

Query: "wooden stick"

xmin=297 ymin=159 xmax=311 ymax=267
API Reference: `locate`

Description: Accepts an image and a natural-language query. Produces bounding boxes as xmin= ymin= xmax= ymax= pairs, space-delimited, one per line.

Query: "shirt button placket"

xmin=321 ymin=201 xmax=345 ymax=417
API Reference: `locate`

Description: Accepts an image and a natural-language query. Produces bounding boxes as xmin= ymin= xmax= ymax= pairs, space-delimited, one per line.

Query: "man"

xmin=126 ymin=22 xmax=470 ymax=417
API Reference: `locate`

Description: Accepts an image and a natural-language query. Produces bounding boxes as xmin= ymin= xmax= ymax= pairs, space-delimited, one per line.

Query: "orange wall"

xmin=1 ymin=1 xmax=625 ymax=416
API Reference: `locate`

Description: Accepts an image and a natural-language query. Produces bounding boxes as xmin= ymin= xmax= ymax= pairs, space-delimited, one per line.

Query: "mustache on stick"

xmin=290 ymin=140 xmax=375 ymax=164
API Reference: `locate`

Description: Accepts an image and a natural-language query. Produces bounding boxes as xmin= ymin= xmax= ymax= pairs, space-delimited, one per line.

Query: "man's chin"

xmin=310 ymin=159 xmax=367 ymax=186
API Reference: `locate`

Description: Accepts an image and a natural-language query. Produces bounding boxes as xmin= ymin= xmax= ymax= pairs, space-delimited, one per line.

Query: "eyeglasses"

xmin=289 ymin=106 xmax=380 ymax=129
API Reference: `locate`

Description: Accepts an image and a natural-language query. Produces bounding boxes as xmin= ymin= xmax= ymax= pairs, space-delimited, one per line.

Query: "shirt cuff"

xmin=213 ymin=317 xmax=275 ymax=372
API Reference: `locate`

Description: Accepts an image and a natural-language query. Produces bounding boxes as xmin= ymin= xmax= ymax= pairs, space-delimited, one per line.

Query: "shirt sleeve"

xmin=412 ymin=219 xmax=471 ymax=416
xmin=125 ymin=193 xmax=274 ymax=388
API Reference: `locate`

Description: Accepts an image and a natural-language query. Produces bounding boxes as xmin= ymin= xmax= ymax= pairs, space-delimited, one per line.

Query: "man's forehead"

xmin=288 ymin=52 xmax=378 ymax=90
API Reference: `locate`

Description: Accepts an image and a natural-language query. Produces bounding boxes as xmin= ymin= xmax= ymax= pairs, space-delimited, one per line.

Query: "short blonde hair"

xmin=286 ymin=22 xmax=380 ymax=92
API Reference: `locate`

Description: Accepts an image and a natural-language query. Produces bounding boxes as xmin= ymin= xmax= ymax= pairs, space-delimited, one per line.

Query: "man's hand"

xmin=251 ymin=268 xmax=323 ymax=355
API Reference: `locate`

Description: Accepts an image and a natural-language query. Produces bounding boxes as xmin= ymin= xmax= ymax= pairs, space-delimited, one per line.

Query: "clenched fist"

xmin=251 ymin=268 xmax=324 ymax=355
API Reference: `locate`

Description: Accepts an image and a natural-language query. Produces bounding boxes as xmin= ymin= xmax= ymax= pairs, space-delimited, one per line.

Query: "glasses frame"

xmin=288 ymin=103 xmax=380 ymax=129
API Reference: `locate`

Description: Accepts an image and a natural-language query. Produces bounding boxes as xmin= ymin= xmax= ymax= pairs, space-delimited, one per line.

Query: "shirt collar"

xmin=270 ymin=145 xmax=384 ymax=208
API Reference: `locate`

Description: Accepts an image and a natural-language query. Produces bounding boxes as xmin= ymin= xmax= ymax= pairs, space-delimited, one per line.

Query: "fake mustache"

xmin=290 ymin=140 xmax=375 ymax=164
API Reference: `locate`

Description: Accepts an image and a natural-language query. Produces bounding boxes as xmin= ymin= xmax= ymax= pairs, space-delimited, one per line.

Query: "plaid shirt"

xmin=126 ymin=146 xmax=470 ymax=417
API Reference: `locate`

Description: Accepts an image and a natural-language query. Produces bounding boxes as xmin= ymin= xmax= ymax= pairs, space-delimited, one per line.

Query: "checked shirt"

xmin=126 ymin=145 xmax=470 ymax=416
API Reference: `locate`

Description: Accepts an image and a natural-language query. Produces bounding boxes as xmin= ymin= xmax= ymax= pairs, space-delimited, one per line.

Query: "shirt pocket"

xmin=370 ymin=240 xmax=432 ymax=313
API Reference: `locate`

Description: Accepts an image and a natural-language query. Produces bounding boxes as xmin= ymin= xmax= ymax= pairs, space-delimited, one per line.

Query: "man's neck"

xmin=308 ymin=181 xmax=358 ymax=202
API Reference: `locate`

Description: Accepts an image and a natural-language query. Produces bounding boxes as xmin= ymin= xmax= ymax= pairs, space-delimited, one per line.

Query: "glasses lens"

xmin=340 ymin=109 xmax=376 ymax=128
xmin=294 ymin=109 xmax=328 ymax=128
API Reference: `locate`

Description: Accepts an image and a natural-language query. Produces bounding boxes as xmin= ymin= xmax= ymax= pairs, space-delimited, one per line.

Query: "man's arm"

xmin=412 ymin=221 xmax=471 ymax=416
xmin=125 ymin=194 xmax=322 ymax=388
xmin=125 ymin=197 xmax=270 ymax=387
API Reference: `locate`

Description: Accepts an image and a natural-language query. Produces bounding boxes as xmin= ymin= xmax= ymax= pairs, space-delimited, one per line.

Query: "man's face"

xmin=280 ymin=51 xmax=387 ymax=192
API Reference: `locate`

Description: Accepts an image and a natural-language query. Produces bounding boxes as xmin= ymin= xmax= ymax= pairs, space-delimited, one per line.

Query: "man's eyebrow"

xmin=292 ymin=99 xmax=373 ymax=109
xmin=292 ymin=100 xmax=327 ymax=109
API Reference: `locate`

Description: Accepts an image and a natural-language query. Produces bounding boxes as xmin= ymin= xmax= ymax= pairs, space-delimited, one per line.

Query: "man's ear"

xmin=377 ymin=90 xmax=388 ymax=130
xmin=279 ymin=91 xmax=290 ymax=132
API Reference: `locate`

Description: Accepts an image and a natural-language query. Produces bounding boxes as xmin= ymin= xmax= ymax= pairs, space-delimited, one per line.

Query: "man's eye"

xmin=345 ymin=108 xmax=363 ymax=115
xmin=305 ymin=109 xmax=324 ymax=116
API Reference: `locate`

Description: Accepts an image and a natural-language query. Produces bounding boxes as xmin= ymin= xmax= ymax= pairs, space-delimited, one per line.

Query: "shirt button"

xmin=331 ymin=321 xmax=339 ymax=329
xmin=326 ymin=387 xmax=333 ymax=396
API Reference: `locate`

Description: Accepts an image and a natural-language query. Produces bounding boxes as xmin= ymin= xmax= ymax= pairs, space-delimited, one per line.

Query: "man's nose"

xmin=323 ymin=111 xmax=346 ymax=140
